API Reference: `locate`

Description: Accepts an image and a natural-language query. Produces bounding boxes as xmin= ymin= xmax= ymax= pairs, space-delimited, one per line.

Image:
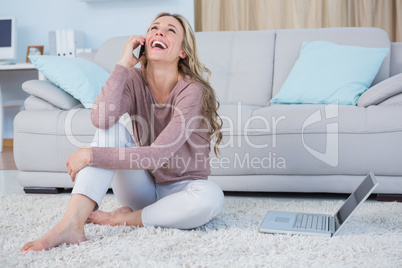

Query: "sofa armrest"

xmin=377 ymin=92 xmax=402 ymax=105
xmin=24 ymin=95 xmax=60 ymax=110
xmin=22 ymin=80 xmax=82 ymax=110
xmin=357 ymin=73 xmax=402 ymax=107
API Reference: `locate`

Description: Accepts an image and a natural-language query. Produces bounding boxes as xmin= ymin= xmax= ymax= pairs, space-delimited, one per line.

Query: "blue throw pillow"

xmin=271 ymin=41 xmax=389 ymax=105
xmin=29 ymin=55 xmax=110 ymax=108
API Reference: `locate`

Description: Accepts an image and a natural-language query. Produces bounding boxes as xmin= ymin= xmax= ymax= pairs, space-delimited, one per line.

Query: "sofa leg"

xmin=24 ymin=187 xmax=65 ymax=194
xmin=376 ymin=194 xmax=402 ymax=202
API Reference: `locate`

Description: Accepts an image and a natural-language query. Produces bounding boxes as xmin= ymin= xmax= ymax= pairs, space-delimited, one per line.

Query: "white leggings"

xmin=72 ymin=123 xmax=224 ymax=229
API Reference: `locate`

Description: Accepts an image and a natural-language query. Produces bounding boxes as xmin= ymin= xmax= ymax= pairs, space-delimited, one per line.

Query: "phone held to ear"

xmin=137 ymin=44 xmax=145 ymax=59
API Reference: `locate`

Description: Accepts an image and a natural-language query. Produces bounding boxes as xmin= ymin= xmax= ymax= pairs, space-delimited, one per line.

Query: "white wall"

xmin=1 ymin=0 xmax=195 ymax=63
xmin=0 ymin=0 xmax=194 ymax=139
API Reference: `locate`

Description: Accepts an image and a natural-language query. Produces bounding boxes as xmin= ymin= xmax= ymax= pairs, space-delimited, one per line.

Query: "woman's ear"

xmin=179 ymin=50 xmax=187 ymax=59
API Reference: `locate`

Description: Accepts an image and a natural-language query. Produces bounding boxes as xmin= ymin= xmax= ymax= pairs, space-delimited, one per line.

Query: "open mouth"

xmin=151 ymin=40 xmax=168 ymax=49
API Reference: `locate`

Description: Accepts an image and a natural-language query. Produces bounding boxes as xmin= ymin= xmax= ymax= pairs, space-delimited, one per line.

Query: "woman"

xmin=21 ymin=12 xmax=224 ymax=253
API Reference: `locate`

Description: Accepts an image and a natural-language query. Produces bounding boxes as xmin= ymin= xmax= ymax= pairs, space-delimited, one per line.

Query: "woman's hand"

xmin=66 ymin=146 xmax=93 ymax=182
xmin=117 ymin=35 xmax=146 ymax=69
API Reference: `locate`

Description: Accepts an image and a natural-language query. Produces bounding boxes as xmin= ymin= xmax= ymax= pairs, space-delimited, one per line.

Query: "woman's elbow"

xmin=90 ymin=109 xmax=111 ymax=129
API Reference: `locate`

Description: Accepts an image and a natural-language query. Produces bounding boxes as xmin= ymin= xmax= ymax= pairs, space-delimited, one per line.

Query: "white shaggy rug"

xmin=0 ymin=194 xmax=401 ymax=267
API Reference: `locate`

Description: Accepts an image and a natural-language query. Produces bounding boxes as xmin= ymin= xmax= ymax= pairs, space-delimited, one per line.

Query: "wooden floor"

xmin=0 ymin=140 xmax=17 ymax=170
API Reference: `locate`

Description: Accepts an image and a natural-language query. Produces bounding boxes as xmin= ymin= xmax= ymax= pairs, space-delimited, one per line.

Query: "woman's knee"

xmin=186 ymin=180 xmax=225 ymax=218
xmin=141 ymin=180 xmax=224 ymax=229
xmin=91 ymin=122 xmax=135 ymax=148
xmin=112 ymin=169 xmax=157 ymax=211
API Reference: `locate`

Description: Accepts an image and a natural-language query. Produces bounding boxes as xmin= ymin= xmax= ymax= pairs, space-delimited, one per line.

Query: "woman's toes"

xmin=21 ymin=240 xmax=46 ymax=253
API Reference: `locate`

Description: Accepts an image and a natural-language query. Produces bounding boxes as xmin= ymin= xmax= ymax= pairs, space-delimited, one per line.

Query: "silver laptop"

xmin=259 ymin=172 xmax=378 ymax=237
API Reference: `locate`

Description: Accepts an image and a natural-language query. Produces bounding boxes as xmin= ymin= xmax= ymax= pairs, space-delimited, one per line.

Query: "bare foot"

xmin=21 ymin=219 xmax=86 ymax=253
xmin=87 ymin=206 xmax=133 ymax=226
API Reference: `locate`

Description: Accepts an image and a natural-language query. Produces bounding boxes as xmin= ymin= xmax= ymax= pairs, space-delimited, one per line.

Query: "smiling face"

xmin=145 ymin=15 xmax=187 ymax=64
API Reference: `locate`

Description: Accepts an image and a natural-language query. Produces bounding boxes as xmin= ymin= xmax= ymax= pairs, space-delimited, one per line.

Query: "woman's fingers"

xmin=70 ymin=170 xmax=77 ymax=182
xmin=66 ymin=162 xmax=75 ymax=182
xmin=138 ymin=54 xmax=146 ymax=62
xmin=66 ymin=147 xmax=92 ymax=182
xmin=128 ymin=35 xmax=145 ymax=50
xmin=118 ymin=35 xmax=146 ymax=68
xmin=130 ymin=35 xmax=145 ymax=43
xmin=67 ymin=163 xmax=79 ymax=182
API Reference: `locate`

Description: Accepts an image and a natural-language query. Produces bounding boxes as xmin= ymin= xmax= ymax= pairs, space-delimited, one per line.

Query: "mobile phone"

xmin=137 ymin=44 xmax=145 ymax=58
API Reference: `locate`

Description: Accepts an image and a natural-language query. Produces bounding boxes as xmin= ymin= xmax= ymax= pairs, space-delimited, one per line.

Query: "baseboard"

xmin=24 ymin=187 xmax=65 ymax=194
xmin=376 ymin=194 xmax=402 ymax=202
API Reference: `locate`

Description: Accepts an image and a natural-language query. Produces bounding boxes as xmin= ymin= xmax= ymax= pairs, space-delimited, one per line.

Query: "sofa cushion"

xmin=249 ymin=104 xmax=365 ymax=134
xmin=210 ymin=104 xmax=402 ymax=176
xmin=29 ymin=55 xmax=110 ymax=109
xmin=272 ymin=27 xmax=391 ymax=98
xmin=218 ymin=104 xmax=259 ymax=135
xmin=358 ymin=73 xmax=402 ymax=107
xmin=271 ymin=41 xmax=389 ymax=105
xmin=22 ymin=80 xmax=81 ymax=110
xmin=13 ymin=109 xmax=132 ymax=172
xmin=196 ymin=30 xmax=276 ymax=106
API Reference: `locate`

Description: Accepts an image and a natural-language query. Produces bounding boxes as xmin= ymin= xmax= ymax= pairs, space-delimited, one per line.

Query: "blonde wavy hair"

xmin=142 ymin=12 xmax=223 ymax=156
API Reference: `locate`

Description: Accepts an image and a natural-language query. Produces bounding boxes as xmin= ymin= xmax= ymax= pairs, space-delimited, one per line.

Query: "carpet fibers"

xmin=0 ymin=194 xmax=401 ymax=267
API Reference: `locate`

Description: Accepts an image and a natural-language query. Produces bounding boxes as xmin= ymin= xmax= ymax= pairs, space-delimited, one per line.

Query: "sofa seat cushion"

xmin=218 ymin=104 xmax=260 ymax=135
xmin=14 ymin=109 xmax=95 ymax=136
xmin=14 ymin=105 xmax=402 ymax=178
xmin=249 ymin=105 xmax=365 ymax=135
xmin=14 ymin=109 xmax=134 ymax=172
xmin=14 ymin=109 xmax=96 ymax=172
xmin=210 ymin=105 xmax=402 ymax=177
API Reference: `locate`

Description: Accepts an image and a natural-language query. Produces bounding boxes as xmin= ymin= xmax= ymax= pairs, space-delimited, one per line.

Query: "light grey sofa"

xmin=14 ymin=27 xmax=402 ymax=196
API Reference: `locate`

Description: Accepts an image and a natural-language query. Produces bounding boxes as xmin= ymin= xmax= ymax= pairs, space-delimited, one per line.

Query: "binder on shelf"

xmin=55 ymin=30 xmax=62 ymax=56
xmin=60 ymin=29 xmax=67 ymax=57
xmin=49 ymin=31 xmax=57 ymax=56
xmin=66 ymin=29 xmax=84 ymax=57
xmin=54 ymin=29 xmax=85 ymax=57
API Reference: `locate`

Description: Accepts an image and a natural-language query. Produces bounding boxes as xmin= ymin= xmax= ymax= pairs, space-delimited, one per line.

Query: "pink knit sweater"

xmin=89 ymin=64 xmax=211 ymax=184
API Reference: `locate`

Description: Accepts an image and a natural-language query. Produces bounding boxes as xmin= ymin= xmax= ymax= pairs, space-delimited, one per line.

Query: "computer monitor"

xmin=0 ymin=17 xmax=17 ymax=65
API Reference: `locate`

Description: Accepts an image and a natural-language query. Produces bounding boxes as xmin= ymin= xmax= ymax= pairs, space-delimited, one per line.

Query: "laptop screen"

xmin=334 ymin=173 xmax=377 ymax=228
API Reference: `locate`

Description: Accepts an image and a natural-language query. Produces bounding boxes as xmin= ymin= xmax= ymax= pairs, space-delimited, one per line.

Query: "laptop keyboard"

xmin=294 ymin=214 xmax=329 ymax=231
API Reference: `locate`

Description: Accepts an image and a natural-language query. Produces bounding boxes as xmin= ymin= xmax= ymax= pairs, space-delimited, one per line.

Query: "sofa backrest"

xmin=95 ymin=31 xmax=277 ymax=107
xmin=196 ymin=31 xmax=276 ymax=107
xmin=94 ymin=27 xmax=391 ymax=107
xmin=272 ymin=27 xmax=391 ymax=98
xmin=94 ymin=36 xmax=130 ymax=73
xmin=391 ymin=42 xmax=402 ymax=76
